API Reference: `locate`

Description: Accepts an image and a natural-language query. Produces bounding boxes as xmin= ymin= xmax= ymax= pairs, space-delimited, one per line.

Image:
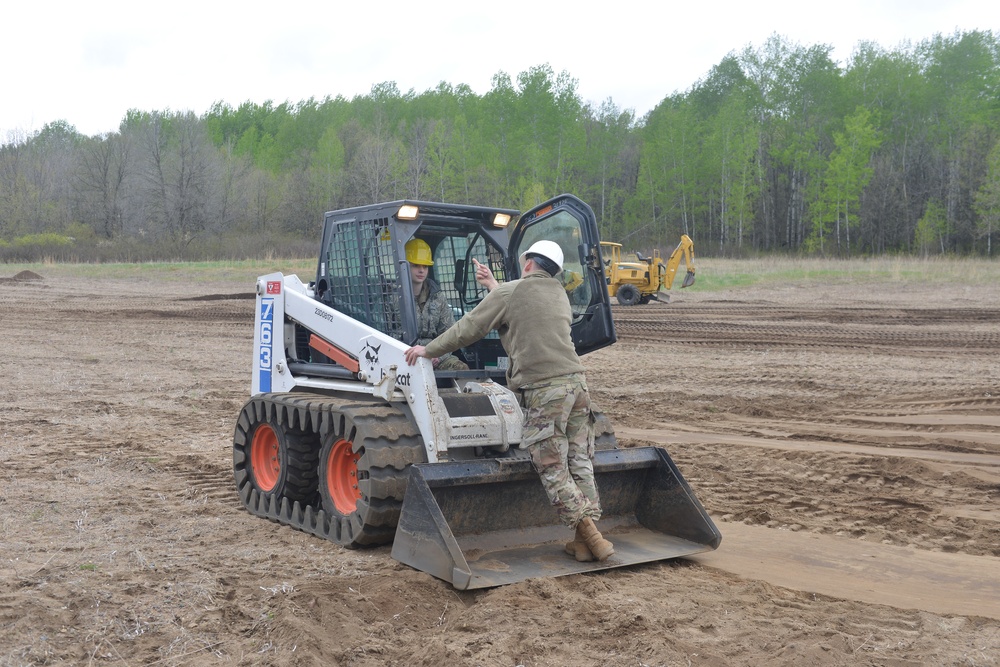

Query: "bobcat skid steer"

xmin=232 ymin=194 xmax=720 ymax=590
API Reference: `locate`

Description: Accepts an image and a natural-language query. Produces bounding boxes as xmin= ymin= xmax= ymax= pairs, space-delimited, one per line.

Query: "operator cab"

xmin=312 ymin=195 xmax=615 ymax=386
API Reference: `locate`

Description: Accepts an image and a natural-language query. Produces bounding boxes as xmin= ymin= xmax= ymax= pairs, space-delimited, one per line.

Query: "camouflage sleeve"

xmin=434 ymin=292 xmax=455 ymax=334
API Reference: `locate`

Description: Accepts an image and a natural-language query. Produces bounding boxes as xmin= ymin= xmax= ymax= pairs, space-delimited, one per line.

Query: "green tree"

xmin=481 ymin=71 xmax=518 ymax=201
xmin=809 ymin=106 xmax=882 ymax=255
xmin=915 ymin=199 xmax=947 ymax=255
xmin=843 ymin=42 xmax=927 ymax=252
xmin=690 ymin=57 xmax=760 ymax=251
xmin=307 ymin=125 xmax=346 ymax=209
xmin=579 ymin=99 xmax=637 ymax=239
xmin=919 ymin=30 xmax=1000 ymax=251
xmin=425 ymin=119 xmax=457 ymax=202
xmin=973 ymin=140 xmax=1000 ymax=255
xmin=636 ymin=94 xmax=701 ymax=245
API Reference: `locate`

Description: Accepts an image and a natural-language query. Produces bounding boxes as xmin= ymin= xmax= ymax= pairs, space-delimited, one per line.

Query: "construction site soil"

xmin=2 ymin=268 xmax=999 ymax=666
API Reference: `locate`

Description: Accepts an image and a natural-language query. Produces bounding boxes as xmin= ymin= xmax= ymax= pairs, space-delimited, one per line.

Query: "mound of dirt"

xmin=0 ymin=269 xmax=44 ymax=283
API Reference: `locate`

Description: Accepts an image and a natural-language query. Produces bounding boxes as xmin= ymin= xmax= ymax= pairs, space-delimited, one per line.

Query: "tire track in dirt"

xmin=614 ymin=319 xmax=1000 ymax=351
xmin=612 ymin=302 xmax=1000 ymax=352
xmin=619 ymin=424 xmax=1000 ymax=617
xmin=7 ymin=273 xmax=1000 ymax=665
xmin=603 ymin=299 xmax=1000 ymax=615
xmin=691 ymin=521 xmax=1000 ymax=619
xmin=612 ymin=303 xmax=1000 ymax=324
xmin=619 ymin=426 xmax=1000 ymax=465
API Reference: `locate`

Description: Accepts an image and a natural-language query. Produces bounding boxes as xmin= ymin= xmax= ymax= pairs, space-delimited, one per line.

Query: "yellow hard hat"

xmin=405 ymin=238 xmax=434 ymax=266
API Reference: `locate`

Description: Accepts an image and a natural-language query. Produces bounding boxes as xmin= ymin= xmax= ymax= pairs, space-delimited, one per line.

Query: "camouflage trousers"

xmin=521 ymin=373 xmax=601 ymax=527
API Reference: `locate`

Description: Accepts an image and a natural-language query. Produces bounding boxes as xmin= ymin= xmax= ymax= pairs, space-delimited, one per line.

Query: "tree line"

xmin=1 ymin=29 xmax=998 ymax=261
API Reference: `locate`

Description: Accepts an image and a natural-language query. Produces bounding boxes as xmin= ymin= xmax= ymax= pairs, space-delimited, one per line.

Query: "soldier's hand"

xmin=472 ymin=258 xmax=499 ymax=292
xmin=404 ymin=345 xmax=428 ymax=366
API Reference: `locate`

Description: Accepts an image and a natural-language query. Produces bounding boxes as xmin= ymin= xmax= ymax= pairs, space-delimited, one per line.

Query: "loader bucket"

xmin=390 ymin=446 xmax=721 ymax=590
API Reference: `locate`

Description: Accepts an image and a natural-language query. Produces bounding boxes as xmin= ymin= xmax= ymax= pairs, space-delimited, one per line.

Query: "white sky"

xmin=2 ymin=0 xmax=995 ymax=138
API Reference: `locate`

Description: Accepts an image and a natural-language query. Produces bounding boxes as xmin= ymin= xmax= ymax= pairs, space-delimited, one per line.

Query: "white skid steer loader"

xmin=232 ymin=194 xmax=721 ymax=589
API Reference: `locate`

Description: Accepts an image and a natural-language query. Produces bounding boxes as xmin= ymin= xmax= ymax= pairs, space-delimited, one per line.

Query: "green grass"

xmin=689 ymin=255 xmax=1000 ymax=291
xmin=4 ymin=256 xmax=998 ymax=290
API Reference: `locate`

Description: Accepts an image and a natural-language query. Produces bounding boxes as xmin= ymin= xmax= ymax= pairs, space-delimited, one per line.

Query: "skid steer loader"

xmin=232 ymin=194 xmax=720 ymax=589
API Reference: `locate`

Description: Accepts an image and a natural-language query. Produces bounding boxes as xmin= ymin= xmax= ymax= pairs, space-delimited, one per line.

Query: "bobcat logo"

xmin=361 ymin=342 xmax=381 ymax=373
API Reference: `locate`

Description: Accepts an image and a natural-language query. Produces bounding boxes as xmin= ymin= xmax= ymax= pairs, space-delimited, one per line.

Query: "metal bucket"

xmin=391 ymin=446 xmax=722 ymax=590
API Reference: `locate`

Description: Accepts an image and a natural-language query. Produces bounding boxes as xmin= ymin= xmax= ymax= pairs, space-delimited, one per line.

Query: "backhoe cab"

xmin=602 ymin=235 xmax=696 ymax=305
xmin=233 ymin=195 xmax=719 ymax=589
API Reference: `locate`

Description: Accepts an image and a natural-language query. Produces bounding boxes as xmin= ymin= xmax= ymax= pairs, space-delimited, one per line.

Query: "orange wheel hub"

xmin=250 ymin=424 xmax=280 ymax=492
xmin=327 ymin=438 xmax=361 ymax=514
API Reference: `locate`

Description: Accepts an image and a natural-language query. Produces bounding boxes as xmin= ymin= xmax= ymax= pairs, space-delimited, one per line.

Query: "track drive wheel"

xmin=237 ymin=406 xmax=319 ymax=502
xmin=616 ymin=283 xmax=641 ymax=306
xmin=323 ymin=437 xmax=362 ymax=514
xmin=318 ymin=404 xmax=426 ymax=548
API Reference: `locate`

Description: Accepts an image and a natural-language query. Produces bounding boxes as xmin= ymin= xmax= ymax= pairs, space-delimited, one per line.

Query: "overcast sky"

xmin=3 ymin=0 xmax=996 ymax=139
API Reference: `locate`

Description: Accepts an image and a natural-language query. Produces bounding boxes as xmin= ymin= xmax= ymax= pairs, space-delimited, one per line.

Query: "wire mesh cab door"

xmin=507 ymin=194 xmax=617 ymax=355
xmin=314 ymin=210 xmax=404 ymax=341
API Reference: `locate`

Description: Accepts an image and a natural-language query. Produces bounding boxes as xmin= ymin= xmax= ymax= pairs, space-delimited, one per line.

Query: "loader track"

xmin=232 ymin=393 xmax=425 ymax=548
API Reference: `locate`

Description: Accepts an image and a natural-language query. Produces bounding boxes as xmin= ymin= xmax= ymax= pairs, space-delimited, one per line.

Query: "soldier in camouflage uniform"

xmin=404 ymin=240 xmax=614 ymax=562
xmin=407 ymin=238 xmax=469 ymax=371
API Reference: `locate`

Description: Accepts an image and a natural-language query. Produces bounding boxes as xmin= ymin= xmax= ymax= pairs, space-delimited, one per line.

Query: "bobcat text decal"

xmin=381 ymin=368 xmax=412 ymax=386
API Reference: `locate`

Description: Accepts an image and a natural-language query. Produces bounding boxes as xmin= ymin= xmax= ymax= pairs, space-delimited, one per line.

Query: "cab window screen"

xmin=325 ymin=219 xmax=403 ymax=339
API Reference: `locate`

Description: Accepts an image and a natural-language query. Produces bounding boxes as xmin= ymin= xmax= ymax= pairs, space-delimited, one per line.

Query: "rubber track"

xmin=279 ymin=429 xmax=320 ymax=501
xmin=233 ymin=393 xmax=425 ymax=548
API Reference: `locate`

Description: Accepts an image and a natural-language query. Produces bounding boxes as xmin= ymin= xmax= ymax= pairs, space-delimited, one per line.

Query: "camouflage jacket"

xmin=423 ymin=271 xmax=585 ymax=389
xmin=416 ymin=279 xmax=457 ymax=350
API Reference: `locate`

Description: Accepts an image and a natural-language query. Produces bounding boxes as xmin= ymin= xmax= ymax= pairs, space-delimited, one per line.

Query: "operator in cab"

xmin=406 ymin=238 xmax=469 ymax=371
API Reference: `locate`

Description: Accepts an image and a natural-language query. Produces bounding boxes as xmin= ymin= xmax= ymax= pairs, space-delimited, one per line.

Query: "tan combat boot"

xmin=564 ymin=540 xmax=595 ymax=562
xmin=576 ymin=517 xmax=614 ymax=561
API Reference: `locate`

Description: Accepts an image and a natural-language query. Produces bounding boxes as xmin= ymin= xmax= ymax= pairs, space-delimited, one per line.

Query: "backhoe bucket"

xmin=391 ymin=446 xmax=721 ymax=590
xmin=681 ymin=270 xmax=696 ymax=288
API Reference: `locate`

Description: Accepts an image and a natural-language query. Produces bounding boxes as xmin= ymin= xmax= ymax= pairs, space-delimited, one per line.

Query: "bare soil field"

xmin=2 ymin=266 xmax=999 ymax=666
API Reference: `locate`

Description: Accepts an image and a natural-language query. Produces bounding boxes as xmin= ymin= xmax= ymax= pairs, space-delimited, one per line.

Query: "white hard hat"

xmin=519 ymin=240 xmax=564 ymax=271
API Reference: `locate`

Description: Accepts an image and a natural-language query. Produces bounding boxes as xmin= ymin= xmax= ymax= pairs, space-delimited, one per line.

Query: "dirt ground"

xmin=2 ymin=267 xmax=999 ymax=666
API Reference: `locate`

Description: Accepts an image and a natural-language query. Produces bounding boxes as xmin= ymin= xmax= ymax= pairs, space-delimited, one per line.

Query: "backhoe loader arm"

xmin=661 ymin=234 xmax=696 ymax=290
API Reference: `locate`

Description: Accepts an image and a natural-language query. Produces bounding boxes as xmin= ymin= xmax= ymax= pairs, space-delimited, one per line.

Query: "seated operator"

xmin=406 ymin=238 xmax=470 ymax=371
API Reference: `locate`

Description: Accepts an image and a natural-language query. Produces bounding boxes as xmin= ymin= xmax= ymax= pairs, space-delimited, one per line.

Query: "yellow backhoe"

xmin=602 ymin=235 xmax=696 ymax=305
